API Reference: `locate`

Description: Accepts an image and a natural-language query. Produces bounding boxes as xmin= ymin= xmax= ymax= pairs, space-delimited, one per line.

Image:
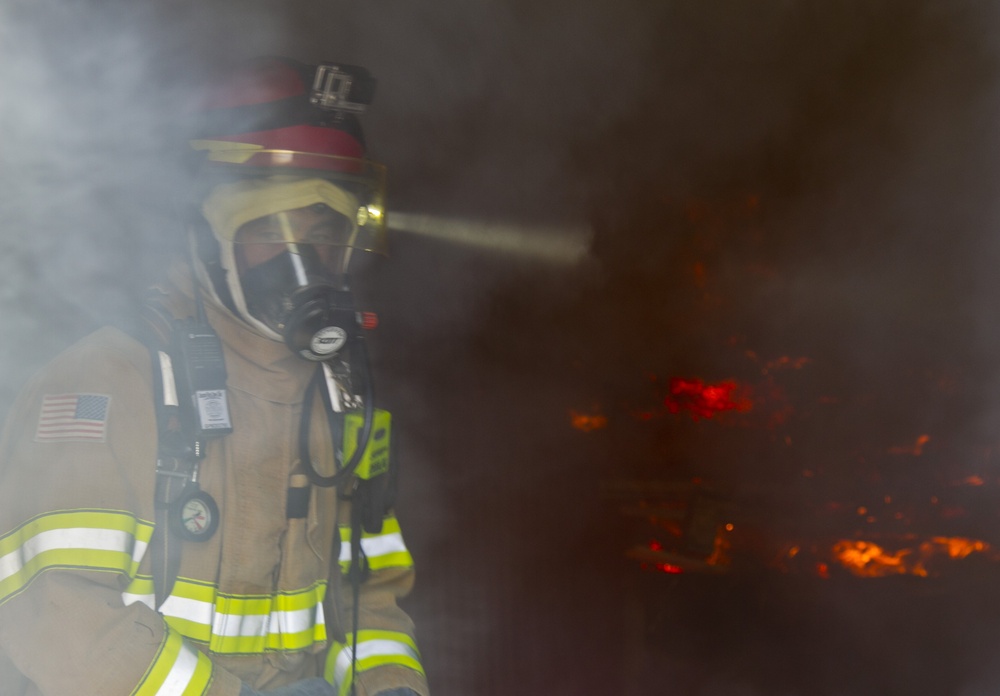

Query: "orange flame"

xmin=924 ymin=536 xmax=988 ymax=560
xmin=833 ymin=540 xmax=912 ymax=577
xmin=569 ymin=410 xmax=607 ymax=432
xmin=831 ymin=536 xmax=992 ymax=578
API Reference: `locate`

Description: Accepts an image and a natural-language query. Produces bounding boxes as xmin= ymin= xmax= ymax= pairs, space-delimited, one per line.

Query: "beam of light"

xmin=388 ymin=212 xmax=593 ymax=265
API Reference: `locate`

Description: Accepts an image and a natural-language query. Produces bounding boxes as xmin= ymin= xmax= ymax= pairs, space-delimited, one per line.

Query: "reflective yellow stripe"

xmin=132 ymin=629 xmax=213 ymax=696
xmin=123 ymin=575 xmax=157 ymax=610
xmin=338 ymin=516 xmax=413 ymax=573
xmin=324 ymin=629 xmax=424 ymax=696
xmin=0 ymin=509 xmax=154 ymax=604
xmin=124 ymin=576 xmax=328 ymax=654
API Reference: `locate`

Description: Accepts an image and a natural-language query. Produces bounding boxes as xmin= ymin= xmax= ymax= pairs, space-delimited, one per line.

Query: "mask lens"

xmin=235 ymin=205 xmax=354 ymax=248
xmin=233 ymin=206 xmax=355 ymax=334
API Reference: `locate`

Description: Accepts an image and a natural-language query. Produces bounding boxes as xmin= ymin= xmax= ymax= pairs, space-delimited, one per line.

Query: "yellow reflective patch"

xmin=132 ymin=629 xmax=213 ymax=696
xmin=325 ymin=628 xmax=424 ymax=693
xmin=0 ymin=509 xmax=153 ymax=605
xmin=157 ymin=578 xmax=327 ymax=654
xmin=337 ymin=515 xmax=413 ymax=574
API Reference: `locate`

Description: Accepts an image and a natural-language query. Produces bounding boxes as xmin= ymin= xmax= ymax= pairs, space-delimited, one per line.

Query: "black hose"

xmin=298 ymin=340 xmax=375 ymax=488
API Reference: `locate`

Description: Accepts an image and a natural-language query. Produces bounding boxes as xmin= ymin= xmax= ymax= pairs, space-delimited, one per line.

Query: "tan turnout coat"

xmin=0 ymin=267 xmax=428 ymax=696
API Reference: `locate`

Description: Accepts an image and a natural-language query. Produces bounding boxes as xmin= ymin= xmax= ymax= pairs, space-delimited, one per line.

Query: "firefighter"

xmin=0 ymin=57 xmax=428 ymax=696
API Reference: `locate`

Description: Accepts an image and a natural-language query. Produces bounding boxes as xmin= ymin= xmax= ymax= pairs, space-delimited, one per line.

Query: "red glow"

xmin=665 ymin=378 xmax=753 ymax=420
xmin=656 ymin=563 xmax=684 ymax=574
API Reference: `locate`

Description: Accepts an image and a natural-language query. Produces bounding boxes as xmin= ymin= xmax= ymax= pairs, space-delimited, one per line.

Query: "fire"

xmin=831 ymin=536 xmax=992 ymax=578
xmin=569 ymin=410 xmax=608 ymax=432
xmin=925 ymin=536 xmax=988 ymax=560
xmin=833 ymin=540 xmax=911 ymax=577
xmin=665 ymin=378 xmax=752 ymax=420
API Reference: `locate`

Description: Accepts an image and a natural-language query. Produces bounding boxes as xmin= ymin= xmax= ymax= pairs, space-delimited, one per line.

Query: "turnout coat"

xmin=0 ymin=267 xmax=427 ymax=696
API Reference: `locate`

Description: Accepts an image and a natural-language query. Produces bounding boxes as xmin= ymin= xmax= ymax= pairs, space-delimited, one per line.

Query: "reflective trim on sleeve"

xmin=123 ymin=576 xmax=328 ymax=654
xmin=131 ymin=628 xmax=214 ymax=696
xmin=338 ymin=516 xmax=413 ymax=574
xmin=324 ymin=630 xmax=425 ymax=696
xmin=123 ymin=575 xmax=157 ymax=610
xmin=0 ymin=509 xmax=154 ymax=604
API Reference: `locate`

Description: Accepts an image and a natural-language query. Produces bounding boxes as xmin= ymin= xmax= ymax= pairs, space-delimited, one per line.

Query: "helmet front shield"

xmin=191 ymin=143 xmax=387 ymax=255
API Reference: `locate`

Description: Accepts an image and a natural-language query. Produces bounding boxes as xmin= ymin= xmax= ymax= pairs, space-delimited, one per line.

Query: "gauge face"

xmin=172 ymin=490 xmax=219 ymax=542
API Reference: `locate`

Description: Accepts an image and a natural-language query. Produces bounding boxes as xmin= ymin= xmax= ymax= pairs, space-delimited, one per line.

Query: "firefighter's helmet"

xmin=187 ymin=56 xmax=386 ymax=345
xmin=189 ymin=56 xmax=387 ymax=255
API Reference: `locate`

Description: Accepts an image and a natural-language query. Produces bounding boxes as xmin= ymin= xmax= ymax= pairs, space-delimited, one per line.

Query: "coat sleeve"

xmin=324 ymin=505 xmax=429 ymax=696
xmin=0 ymin=329 xmax=242 ymax=696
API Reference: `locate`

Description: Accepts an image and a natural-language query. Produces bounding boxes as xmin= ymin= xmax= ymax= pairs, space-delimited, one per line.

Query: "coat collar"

xmin=162 ymin=262 xmax=317 ymax=405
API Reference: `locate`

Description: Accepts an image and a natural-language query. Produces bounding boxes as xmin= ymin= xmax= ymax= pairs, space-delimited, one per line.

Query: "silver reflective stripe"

xmin=0 ymin=548 xmax=21 ymax=582
xmin=132 ymin=538 xmax=150 ymax=565
xmin=160 ymin=594 xmax=216 ymax=628
xmin=0 ymin=527 xmax=134 ymax=584
xmin=213 ymin=609 xmax=269 ymax=638
xmin=158 ymin=640 xmax=201 ymax=696
xmin=158 ymin=351 xmax=179 ymax=408
xmin=158 ymin=597 xmax=324 ymax=638
xmin=332 ymin=638 xmax=420 ymax=687
xmin=338 ymin=532 xmax=407 ymax=563
xmin=123 ymin=591 xmax=156 ymax=610
xmin=272 ymin=605 xmax=324 ymax=635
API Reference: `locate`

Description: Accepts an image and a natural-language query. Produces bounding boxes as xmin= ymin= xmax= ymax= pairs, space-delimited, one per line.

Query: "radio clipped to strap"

xmin=146 ymin=314 xmax=232 ymax=607
xmin=170 ymin=317 xmax=233 ymax=439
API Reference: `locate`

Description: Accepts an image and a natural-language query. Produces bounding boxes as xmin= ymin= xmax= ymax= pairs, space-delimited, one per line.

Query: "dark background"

xmin=5 ymin=1 xmax=1000 ymax=694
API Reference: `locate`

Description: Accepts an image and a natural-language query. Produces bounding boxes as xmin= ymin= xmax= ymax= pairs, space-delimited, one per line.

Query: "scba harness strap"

xmin=137 ymin=295 xmax=228 ymax=607
xmin=136 ymin=291 xmax=397 ymax=614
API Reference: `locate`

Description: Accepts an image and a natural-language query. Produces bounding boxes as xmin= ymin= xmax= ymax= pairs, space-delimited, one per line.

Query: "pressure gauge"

xmin=171 ymin=489 xmax=220 ymax=542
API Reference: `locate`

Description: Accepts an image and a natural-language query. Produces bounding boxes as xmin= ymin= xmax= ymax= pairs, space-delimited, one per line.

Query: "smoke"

xmin=5 ymin=0 xmax=1000 ymax=694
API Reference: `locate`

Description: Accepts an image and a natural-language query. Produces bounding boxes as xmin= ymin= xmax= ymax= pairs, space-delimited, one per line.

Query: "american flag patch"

xmin=34 ymin=393 xmax=111 ymax=443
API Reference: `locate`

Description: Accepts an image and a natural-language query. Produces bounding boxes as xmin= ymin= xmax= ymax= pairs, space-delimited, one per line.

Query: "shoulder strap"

xmin=135 ymin=292 xmax=192 ymax=608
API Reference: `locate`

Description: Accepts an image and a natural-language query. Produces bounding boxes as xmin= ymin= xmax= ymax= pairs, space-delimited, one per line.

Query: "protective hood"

xmin=199 ymin=176 xmax=360 ymax=341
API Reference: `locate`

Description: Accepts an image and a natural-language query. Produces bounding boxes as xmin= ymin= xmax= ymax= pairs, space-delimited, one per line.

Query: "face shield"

xmin=201 ymin=176 xmax=380 ymax=359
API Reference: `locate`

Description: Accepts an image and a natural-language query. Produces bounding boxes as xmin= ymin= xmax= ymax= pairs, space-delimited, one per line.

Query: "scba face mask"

xmin=202 ymin=177 xmax=370 ymax=360
xmin=236 ymin=206 xmax=359 ymax=360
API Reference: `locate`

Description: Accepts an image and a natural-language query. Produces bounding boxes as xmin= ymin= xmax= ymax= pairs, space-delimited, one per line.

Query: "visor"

xmin=192 ymin=143 xmax=387 ymax=255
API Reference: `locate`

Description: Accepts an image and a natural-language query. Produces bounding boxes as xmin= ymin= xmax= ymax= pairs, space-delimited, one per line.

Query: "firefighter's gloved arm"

xmin=240 ymin=678 xmax=335 ymax=696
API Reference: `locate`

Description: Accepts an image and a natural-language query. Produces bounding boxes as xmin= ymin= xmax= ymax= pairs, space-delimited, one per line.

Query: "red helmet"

xmin=189 ymin=56 xmax=387 ymax=253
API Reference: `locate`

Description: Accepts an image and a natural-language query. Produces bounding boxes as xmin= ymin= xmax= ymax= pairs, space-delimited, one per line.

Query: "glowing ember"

xmin=569 ymin=410 xmax=608 ymax=432
xmin=665 ymin=378 xmax=752 ymax=420
xmin=926 ymin=536 xmax=988 ymax=559
xmin=888 ymin=434 xmax=931 ymax=455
